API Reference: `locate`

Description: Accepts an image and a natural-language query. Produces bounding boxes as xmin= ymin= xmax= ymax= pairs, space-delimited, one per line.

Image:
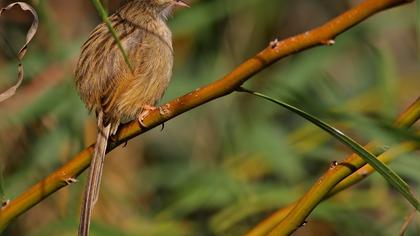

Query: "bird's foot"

xmin=138 ymin=105 xmax=158 ymax=127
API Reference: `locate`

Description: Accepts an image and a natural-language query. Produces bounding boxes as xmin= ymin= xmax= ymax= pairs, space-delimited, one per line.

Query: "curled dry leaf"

xmin=0 ymin=2 xmax=38 ymax=103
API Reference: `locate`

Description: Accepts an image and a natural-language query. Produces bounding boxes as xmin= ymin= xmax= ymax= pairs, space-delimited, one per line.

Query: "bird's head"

xmin=148 ymin=0 xmax=189 ymax=18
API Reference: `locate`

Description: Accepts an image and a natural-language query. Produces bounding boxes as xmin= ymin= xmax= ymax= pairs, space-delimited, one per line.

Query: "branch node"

xmin=1 ymin=199 xmax=10 ymax=209
xmin=321 ymin=39 xmax=336 ymax=46
xmin=299 ymin=220 xmax=308 ymax=228
xmin=358 ymin=169 xmax=369 ymax=177
xmin=64 ymin=177 xmax=78 ymax=185
xmin=270 ymin=38 xmax=279 ymax=49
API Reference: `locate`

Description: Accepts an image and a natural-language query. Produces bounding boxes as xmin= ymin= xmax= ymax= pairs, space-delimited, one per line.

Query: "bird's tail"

xmin=79 ymin=111 xmax=111 ymax=236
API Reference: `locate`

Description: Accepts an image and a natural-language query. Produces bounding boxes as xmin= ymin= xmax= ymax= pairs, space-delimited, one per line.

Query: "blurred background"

xmin=0 ymin=0 xmax=419 ymax=235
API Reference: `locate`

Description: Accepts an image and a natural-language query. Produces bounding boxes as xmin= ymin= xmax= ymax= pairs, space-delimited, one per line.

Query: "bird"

xmin=73 ymin=0 xmax=189 ymax=235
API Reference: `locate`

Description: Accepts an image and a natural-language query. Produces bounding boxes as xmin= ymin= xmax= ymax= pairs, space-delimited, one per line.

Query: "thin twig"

xmin=399 ymin=210 xmax=417 ymax=236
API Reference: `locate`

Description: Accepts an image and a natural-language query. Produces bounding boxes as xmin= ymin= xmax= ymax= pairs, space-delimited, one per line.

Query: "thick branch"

xmin=0 ymin=0 xmax=414 ymax=231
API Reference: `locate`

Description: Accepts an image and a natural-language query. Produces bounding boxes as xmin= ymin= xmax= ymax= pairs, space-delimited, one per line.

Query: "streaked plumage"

xmin=75 ymin=0 xmax=174 ymax=132
xmin=73 ymin=0 xmax=188 ymax=235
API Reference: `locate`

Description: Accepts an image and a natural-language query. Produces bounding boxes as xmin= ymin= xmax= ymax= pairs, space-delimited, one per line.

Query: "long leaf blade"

xmin=238 ymin=87 xmax=420 ymax=211
xmin=91 ymin=0 xmax=133 ymax=72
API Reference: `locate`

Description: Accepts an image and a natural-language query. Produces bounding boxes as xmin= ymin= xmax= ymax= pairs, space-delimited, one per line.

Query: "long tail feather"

xmin=79 ymin=112 xmax=111 ymax=236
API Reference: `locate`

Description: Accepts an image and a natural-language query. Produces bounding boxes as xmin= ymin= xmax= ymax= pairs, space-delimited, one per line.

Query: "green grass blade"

xmin=90 ymin=0 xmax=133 ymax=72
xmin=237 ymin=87 xmax=420 ymax=211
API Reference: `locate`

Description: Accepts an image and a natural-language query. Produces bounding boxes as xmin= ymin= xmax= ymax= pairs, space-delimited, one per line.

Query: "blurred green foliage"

xmin=0 ymin=0 xmax=419 ymax=235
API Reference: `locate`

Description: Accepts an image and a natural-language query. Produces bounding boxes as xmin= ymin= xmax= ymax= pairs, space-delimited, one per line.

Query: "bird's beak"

xmin=174 ymin=0 xmax=190 ymax=8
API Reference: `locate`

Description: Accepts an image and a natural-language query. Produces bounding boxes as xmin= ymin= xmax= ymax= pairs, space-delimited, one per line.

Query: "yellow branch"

xmin=246 ymin=98 xmax=420 ymax=236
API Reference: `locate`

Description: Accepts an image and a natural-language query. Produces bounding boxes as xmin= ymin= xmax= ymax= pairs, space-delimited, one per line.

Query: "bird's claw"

xmin=138 ymin=105 xmax=158 ymax=127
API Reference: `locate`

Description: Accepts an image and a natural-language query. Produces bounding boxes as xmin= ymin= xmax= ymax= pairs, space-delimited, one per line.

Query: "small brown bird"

xmin=74 ymin=0 xmax=188 ymax=235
